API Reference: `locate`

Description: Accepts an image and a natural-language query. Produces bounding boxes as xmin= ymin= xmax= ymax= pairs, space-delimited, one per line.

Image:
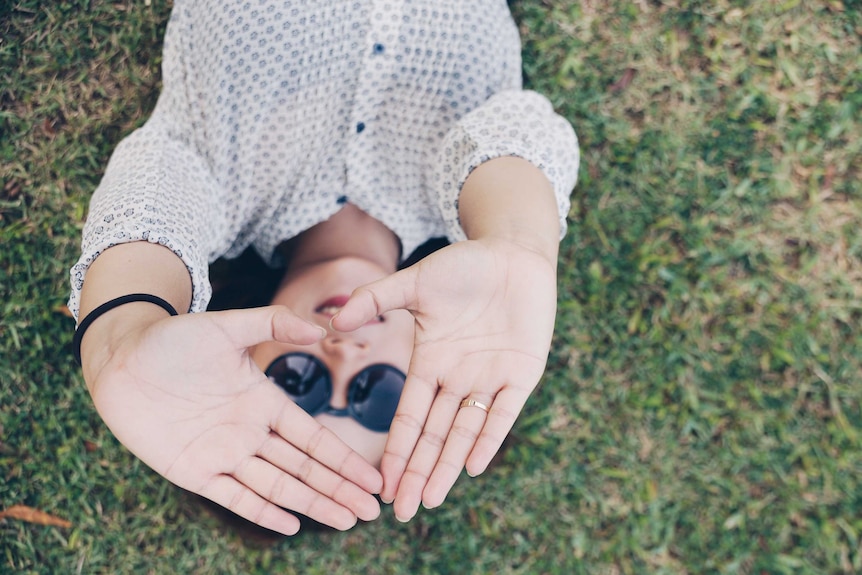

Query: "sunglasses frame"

xmin=264 ymin=351 xmax=406 ymax=432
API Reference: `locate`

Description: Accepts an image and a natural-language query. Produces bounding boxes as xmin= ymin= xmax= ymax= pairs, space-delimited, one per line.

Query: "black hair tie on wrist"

xmin=73 ymin=293 xmax=179 ymax=366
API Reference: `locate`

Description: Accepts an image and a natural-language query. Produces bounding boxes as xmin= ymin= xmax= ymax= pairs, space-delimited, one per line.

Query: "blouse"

xmin=69 ymin=0 xmax=580 ymax=317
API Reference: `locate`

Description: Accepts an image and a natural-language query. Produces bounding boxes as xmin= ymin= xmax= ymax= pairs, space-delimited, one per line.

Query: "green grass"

xmin=2 ymin=1 xmax=861 ymax=573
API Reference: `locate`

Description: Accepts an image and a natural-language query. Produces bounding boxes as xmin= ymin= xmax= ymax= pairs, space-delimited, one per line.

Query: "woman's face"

xmin=251 ymin=256 xmax=414 ymax=466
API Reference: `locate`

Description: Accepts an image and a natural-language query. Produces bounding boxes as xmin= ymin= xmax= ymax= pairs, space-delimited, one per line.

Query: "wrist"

xmin=473 ymin=226 xmax=559 ymax=266
xmin=76 ymin=242 xmax=193 ymax=388
xmin=79 ymin=302 xmax=176 ymax=393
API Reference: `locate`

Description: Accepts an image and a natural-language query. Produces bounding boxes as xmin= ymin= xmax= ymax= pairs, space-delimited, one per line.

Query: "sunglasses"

xmin=265 ymin=352 xmax=406 ymax=432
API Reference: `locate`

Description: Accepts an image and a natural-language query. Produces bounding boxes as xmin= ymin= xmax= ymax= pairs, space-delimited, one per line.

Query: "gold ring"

xmin=459 ymin=398 xmax=490 ymax=413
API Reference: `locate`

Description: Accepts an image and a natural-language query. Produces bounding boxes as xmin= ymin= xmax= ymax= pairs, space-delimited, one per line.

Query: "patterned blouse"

xmin=69 ymin=0 xmax=580 ymax=317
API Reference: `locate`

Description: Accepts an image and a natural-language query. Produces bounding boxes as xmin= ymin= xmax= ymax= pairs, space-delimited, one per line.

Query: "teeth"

xmin=319 ymin=305 xmax=343 ymax=315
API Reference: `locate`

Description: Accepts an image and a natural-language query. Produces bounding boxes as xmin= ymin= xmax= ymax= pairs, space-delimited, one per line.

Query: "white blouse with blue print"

xmin=69 ymin=0 xmax=580 ymax=318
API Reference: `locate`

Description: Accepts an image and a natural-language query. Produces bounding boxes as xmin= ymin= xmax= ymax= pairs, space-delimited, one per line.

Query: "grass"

xmin=1 ymin=0 xmax=861 ymax=573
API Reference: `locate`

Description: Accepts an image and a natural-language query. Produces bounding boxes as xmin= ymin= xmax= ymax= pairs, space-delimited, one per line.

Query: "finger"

xmin=421 ymin=392 xmax=494 ymax=510
xmin=331 ymin=266 xmax=419 ymax=332
xmin=257 ymin=432 xmax=380 ymax=522
xmin=233 ymin=457 xmax=358 ymax=531
xmin=211 ymin=305 xmax=326 ymax=349
xmin=465 ymin=386 xmax=529 ymax=477
xmin=378 ymin=369 xmax=439 ymax=503
xmin=199 ymin=475 xmax=302 ymax=536
xmin=269 ymin=399 xmax=383 ymax=495
xmin=391 ymin=388 xmax=462 ymax=522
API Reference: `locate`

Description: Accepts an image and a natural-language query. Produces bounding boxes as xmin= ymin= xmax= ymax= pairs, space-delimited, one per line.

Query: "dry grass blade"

xmin=0 ymin=505 xmax=73 ymax=528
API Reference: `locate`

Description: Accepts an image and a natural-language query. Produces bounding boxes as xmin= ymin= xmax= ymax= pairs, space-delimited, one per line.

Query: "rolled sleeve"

xmin=435 ymin=90 xmax=580 ymax=243
xmin=68 ymin=125 xmax=222 ymax=319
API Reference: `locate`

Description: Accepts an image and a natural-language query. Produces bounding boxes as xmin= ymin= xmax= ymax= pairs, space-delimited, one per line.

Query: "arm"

xmin=76 ymin=242 xmax=384 ymax=535
xmin=367 ymin=158 xmax=563 ymax=519
xmin=71 ymin=10 xmax=384 ymax=533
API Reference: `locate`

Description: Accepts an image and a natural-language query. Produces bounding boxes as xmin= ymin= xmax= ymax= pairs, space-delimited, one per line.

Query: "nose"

xmin=319 ymin=332 xmax=369 ymax=361
xmin=319 ymin=333 xmax=368 ymax=409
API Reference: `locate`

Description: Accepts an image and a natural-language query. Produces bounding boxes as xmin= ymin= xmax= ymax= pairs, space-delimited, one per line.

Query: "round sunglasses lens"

xmin=349 ymin=365 xmax=406 ymax=432
xmin=265 ymin=354 xmax=330 ymax=414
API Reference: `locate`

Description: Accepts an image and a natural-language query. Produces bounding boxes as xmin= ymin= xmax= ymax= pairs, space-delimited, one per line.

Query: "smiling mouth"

xmin=315 ymin=295 xmax=351 ymax=318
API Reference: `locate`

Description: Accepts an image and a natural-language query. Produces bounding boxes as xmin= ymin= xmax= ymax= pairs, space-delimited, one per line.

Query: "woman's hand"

xmin=331 ymin=238 xmax=557 ymax=521
xmin=82 ymin=305 xmax=383 ymax=535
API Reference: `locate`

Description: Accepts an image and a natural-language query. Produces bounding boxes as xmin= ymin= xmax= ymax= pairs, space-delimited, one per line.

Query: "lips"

xmin=314 ymin=295 xmax=383 ymax=323
xmin=315 ymin=295 xmax=351 ymax=318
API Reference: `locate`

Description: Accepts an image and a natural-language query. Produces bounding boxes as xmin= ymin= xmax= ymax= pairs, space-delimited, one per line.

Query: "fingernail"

xmin=395 ymin=514 xmax=411 ymax=523
xmin=380 ymin=496 xmax=394 ymax=505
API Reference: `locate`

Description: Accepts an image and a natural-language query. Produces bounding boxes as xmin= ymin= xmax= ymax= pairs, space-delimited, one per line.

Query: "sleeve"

xmin=68 ymin=7 xmax=224 ymax=319
xmin=433 ymin=89 xmax=580 ymax=243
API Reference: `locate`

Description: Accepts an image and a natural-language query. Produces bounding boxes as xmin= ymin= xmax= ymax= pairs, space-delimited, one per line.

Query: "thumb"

xmin=331 ymin=267 xmax=420 ymax=332
xmin=208 ymin=305 xmax=326 ymax=349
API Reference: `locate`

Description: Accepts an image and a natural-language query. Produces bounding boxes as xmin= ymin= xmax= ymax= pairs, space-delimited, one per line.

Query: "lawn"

xmin=1 ymin=1 xmax=861 ymax=573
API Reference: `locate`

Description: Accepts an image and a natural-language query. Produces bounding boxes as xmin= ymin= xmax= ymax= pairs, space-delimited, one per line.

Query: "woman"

xmin=71 ymin=0 xmax=579 ymax=536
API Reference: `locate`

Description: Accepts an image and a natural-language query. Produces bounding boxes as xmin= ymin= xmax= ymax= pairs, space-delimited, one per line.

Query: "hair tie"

xmin=73 ymin=293 xmax=179 ymax=365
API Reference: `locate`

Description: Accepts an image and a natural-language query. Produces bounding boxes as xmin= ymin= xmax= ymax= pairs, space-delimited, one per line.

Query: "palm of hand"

xmin=406 ymin=239 xmax=556 ymax=399
xmin=334 ymin=238 xmax=558 ymax=520
xmin=88 ymin=309 xmax=381 ymax=534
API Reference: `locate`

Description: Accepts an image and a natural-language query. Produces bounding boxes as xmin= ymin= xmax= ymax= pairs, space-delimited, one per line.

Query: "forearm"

xmin=458 ymin=156 xmax=561 ymax=265
xmin=77 ymin=242 xmax=193 ymax=389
